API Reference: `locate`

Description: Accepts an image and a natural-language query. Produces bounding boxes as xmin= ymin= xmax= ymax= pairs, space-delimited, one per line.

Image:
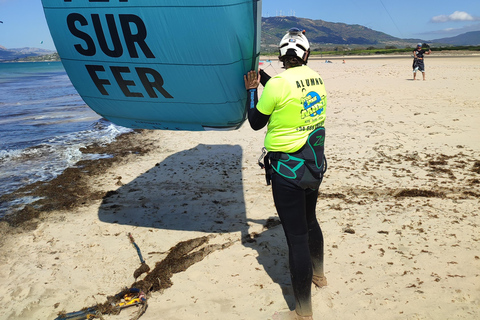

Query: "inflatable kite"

xmin=41 ymin=0 xmax=262 ymax=130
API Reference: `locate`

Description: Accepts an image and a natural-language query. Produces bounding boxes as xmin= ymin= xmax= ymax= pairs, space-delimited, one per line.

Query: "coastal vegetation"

xmin=7 ymin=52 xmax=60 ymax=62
xmin=4 ymin=45 xmax=479 ymax=63
xmin=309 ymin=45 xmax=480 ymax=56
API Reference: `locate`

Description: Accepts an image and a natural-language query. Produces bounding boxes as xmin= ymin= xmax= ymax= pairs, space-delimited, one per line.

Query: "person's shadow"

xmin=98 ymin=143 xmax=295 ymax=309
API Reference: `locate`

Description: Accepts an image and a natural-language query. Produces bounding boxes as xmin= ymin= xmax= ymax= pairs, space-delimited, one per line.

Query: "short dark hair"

xmin=280 ymin=55 xmax=303 ymax=67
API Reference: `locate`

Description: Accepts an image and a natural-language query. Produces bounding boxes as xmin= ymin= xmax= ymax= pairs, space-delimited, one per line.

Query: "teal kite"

xmin=41 ymin=0 xmax=262 ymax=130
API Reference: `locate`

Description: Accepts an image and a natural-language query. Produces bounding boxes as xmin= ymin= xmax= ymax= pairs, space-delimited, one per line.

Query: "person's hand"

xmin=244 ymin=70 xmax=260 ymax=90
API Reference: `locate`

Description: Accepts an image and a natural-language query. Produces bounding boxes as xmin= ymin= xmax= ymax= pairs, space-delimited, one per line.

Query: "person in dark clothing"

xmin=413 ymin=43 xmax=432 ymax=80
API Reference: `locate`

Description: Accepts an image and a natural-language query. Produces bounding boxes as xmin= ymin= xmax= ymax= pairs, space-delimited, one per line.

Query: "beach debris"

xmin=116 ymin=289 xmax=146 ymax=309
xmin=472 ymin=161 xmax=480 ymax=174
xmin=343 ymin=227 xmax=355 ymax=234
xmin=55 ymin=235 xmax=232 ymax=319
xmin=263 ymin=217 xmax=281 ymax=230
xmin=0 ymin=131 xmax=151 ymax=230
xmin=243 ymin=232 xmax=260 ymax=243
xmin=394 ymin=189 xmax=445 ymax=198
xmin=131 ymin=235 xmax=233 ymax=293
xmin=54 ymin=307 xmax=100 ymax=320
xmin=55 ymin=288 xmax=147 ymax=320
xmin=128 ymin=233 xmax=150 ymax=279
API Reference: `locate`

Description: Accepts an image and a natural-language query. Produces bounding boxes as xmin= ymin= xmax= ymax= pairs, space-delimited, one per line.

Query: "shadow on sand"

xmin=97 ymin=143 xmax=294 ymax=309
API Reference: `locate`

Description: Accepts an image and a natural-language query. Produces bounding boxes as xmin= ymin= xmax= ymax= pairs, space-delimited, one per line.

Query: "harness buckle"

xmin=257 ymin=147 xmax=267 ymax=169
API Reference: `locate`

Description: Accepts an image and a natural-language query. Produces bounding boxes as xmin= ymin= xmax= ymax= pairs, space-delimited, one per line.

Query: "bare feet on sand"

xmin=272 ymin=310 xmax=313 ymax=320
xmin=312 ymin=275 xmax=327 ymax=288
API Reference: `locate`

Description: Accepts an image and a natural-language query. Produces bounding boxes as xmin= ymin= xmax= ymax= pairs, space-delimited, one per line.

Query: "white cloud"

xmin=431 ymin=11 xmax=479 ymax=23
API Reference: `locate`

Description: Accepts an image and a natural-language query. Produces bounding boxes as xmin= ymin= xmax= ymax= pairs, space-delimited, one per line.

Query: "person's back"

xmin=257 ymin=65 xmax=327 ymax=153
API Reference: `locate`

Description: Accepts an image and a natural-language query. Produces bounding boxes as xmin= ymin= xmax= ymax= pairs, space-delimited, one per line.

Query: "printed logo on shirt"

xmin=296 ymin=77 xmax=323 ymax=89
xmin=300 ymin=91 xmax=325 ymax=119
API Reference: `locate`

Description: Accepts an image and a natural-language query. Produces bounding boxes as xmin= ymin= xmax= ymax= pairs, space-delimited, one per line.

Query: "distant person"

xmin=244 ymin=28 xmax=328 ymax=320
xmin=413 ymin=43 xmax=431 ymax=80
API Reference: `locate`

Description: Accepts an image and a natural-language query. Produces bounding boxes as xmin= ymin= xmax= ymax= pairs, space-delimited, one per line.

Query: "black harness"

xmin=259 ymin=127 xmax=327 ymax=189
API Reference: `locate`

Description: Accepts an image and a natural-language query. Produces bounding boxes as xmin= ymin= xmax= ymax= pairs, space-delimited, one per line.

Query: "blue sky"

xmin=0 ymin=0 xmax=479 ymax=51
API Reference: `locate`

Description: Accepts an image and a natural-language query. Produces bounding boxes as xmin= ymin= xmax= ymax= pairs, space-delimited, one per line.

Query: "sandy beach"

xmin=1 ymin=54 xmax=479 ymax=320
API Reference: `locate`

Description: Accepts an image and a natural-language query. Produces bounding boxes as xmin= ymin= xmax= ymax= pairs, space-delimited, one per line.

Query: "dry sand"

xmin=1 ymin=54 xmax=479 ymax=320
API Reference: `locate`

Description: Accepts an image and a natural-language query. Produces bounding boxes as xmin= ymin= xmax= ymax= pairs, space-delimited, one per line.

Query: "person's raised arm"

xmin=244 ymin=70 xmax=270 ymax=130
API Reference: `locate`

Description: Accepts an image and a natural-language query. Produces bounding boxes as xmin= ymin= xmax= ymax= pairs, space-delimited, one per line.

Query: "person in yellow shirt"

xmin=244 ymin=28 xmax=327 ymax=320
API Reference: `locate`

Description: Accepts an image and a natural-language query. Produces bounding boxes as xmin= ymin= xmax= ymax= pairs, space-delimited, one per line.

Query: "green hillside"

xmin=261 ymin=16 xmax=420 ymax=52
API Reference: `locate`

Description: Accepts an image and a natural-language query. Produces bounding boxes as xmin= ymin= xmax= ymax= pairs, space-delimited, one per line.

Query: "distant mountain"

xmin=261 ymin=16 xmax=480 ymax=52
xmin=2 ymin=18 xmax=478 ymax=60
xmin=430 ymin=31 xmax=480 ymax=46
xmin=261 ymin=16 xmax=422 ymax=52
xmin=0 ymin=46 xmax=55 ymax=61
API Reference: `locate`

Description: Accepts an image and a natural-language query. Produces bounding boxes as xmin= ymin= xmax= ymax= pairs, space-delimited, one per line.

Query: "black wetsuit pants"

xmin=271 ymin=172 xmax=325 ymax=317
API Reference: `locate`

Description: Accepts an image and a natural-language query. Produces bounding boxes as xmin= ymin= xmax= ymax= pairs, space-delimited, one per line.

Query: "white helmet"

xmin=278 ymin=28 xmax=310 ymax=64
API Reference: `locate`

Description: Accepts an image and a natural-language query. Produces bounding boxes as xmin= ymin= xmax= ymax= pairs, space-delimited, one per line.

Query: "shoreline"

xmin=2 ymin=49 xmax=478 ymax=64
xmin=263 ymin=50 xmax=480 ymax=60
xmin=312 ymin=53 xmax=480 ymax=60
xmin=1 ymin=56 xmax=479 ymax=320
xmin=0 ymin=130 xmax=151 ymax=235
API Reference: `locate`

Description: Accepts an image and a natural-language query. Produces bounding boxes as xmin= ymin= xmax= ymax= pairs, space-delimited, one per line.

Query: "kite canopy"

xmin=41 ymin=0 xmax=262 ymax=130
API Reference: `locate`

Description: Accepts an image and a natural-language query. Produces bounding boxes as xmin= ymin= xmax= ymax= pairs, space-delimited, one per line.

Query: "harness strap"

xmin=262 ymin=127 xmax=327 ymax=189
xmin=263 ymin=153 xmax=273 ymax=185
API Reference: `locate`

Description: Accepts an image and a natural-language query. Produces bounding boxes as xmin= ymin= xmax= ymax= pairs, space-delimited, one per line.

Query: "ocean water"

xmin=0 ymin=61 xmax=131 ymax=217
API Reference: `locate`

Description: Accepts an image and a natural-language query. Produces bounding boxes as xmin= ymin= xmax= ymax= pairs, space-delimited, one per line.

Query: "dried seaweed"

xmin=58 ymin=235 xmax=233 ymax=319
xmin=394 ymin=189 xmax=445 ymax=198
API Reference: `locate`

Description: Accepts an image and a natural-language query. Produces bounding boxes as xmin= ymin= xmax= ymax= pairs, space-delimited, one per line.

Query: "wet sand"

xmin=1 ymin=54 xmax=479 ymax=320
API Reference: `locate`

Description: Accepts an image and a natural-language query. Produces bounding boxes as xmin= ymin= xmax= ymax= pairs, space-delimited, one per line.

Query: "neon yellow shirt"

xmin=256 ymin=65 xmax=327 ymax=153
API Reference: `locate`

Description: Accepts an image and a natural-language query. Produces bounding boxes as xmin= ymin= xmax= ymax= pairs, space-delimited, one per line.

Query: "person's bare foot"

xmin=312 ymin=275 xmax=327 ymax=288
xmin=272 ymin=310 xmax=313 ymax=320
